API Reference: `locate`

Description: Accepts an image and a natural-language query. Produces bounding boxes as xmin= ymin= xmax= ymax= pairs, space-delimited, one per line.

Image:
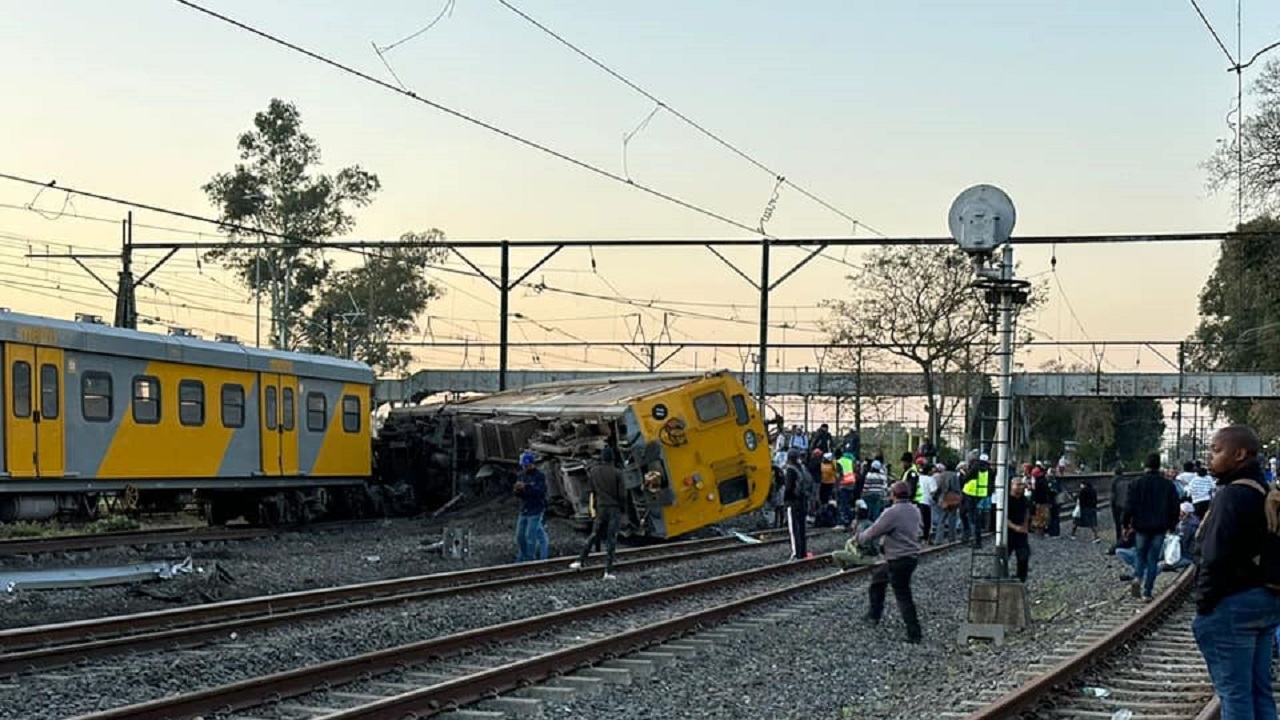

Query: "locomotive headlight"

xmin=744 ymin=429 xmax=758 ymax=451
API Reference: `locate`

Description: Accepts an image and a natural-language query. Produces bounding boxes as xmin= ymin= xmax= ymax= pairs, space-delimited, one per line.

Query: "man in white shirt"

xmin=1175 ymin=461 xmax=1198 ymax=500
xmin=1188 ymin=464 xmax=1216 ymax=519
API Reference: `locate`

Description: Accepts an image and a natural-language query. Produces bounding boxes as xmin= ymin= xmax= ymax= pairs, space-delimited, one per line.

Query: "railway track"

xmin=0 ymin=526 xmax=807 ymax=676
xmin=0 ymin=525 xmax=276 ymax=557
xmin=956 ymin=568 xmax=1216 ymax=720
xmin=71 ymin=538 xmax=961 ymax=720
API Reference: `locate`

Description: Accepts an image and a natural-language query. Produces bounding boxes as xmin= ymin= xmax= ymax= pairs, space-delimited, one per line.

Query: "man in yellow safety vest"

xmin=961 ymin=453 xmax=991 ymax=548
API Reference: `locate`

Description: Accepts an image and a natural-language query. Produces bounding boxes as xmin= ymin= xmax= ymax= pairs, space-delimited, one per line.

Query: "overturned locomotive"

xmin=374 ymin=371 xmax=772 ymax=539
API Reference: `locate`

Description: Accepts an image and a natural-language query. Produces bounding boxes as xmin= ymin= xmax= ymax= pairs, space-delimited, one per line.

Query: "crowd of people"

xmin=511 ymin=418 xmax=1280 ymax=718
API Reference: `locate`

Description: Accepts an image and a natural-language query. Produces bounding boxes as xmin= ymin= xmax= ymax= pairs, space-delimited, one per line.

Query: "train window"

xmin=179 ymin=380 xmax=205 ymax=427
xmin=732 ymin=394 xmax=750 ymax=426
xmin=82 ymin=371 xmax=112 ymax=422
xmin=693 ymin=390 xmax=730 ymax=424
xmin=221 ymin=384 xmax=245 ymax=428
xmin=11 ymin=362 xmax=30 ymax=419
xmin=132 ymin=376 xmax=160 ymax=424
xmin=341 ymin=395 xmax=361 ymax=433
xmin=282 ymin=387 xmax=295 ymax=431
xmin=306 ymin=391 xmax=326 ymax=432
xmin=264 ymin=386 xmax=278 ymax=431
xmin=39 ymin=364 xmax=58 ymax=420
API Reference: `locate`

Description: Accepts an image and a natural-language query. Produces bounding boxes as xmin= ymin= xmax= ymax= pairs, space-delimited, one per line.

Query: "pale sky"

xmin=2 ymin=0 xmax=1277 ymax=380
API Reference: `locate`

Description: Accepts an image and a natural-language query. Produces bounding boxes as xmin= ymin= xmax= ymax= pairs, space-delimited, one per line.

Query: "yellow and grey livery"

xmin=445 ymin=371 xmax=772 ymax=538
xmin=0 ymin=312 xmax=373 ymax=522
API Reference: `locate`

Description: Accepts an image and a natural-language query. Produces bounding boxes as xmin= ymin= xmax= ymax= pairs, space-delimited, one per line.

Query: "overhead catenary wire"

xmin=172 ymin=0 xmax=768 ymax=237
xmin=490 ymin=0 xmax=888 ymax=238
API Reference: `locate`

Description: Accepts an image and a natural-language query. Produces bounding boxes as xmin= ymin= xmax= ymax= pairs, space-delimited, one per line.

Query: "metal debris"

xmin=2 ymin=556 xmax=196 ymax=592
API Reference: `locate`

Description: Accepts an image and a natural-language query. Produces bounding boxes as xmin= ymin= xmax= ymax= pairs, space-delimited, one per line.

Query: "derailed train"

xmin=374 ymin=371 xmax=774 ymax=539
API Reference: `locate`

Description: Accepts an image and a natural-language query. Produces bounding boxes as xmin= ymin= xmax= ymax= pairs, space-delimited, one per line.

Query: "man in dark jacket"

xmin=1123 ymin=453 xmax=1181 ymax=600
xmin=569 ymin=447 xmax=626 ymax=579
xmin=783 ymin=450 xmax=809 ymax=560
xmin=513 ymin=451 xmax=549 ymax=562
xmin=1109 ymin=469 xmax=1133 ymax=554
xmin=1193 ymin=425 xmax=1280 ymax=720
xmin=810 ymin=424 xmax=833 ymax=454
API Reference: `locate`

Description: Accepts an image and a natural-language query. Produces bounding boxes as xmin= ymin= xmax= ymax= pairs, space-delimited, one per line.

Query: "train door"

xmin=259 ymin=373 xmax=281 ymax=476
xmin=258 ymin=373 xmax=299 ymax=477
xmin=4 ymin=344 xmax=65 ymax=478
xmin=34 ymin=347 xmax=64 ymax=477
xmin=278 ymin=376 xmax=298 ymax=476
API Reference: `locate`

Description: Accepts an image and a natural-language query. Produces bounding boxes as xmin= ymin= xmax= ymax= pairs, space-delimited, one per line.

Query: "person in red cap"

xmin=855 ymin=480 xmax=923 ymax=643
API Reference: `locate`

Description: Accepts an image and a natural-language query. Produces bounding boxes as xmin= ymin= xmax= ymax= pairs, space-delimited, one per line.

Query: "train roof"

xmin=0 ymin=312 xmax=373 ymax=384
xmin=445 ymin=370 xmax=733 ymax=417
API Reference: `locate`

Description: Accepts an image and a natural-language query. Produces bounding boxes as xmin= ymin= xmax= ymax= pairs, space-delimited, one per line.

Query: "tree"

xmin=302 ymin=231 xmax=448 ymax=375
xmin=822 ymin=246 xmax=1042 ymax=450
xmin=1190 ymin=215 xmax=1280 ymax=442
xmin=203 ymin=99 xmax=381 ymax=348
xmin=1205 ymin=60 xmax=1280 ymax=214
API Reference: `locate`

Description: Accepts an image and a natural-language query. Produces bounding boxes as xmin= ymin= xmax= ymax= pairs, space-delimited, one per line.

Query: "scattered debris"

xmin=733 ymin=531 xmax=764 ymax=544
xmin=1 ymin=556 xmax=197 ymax=592
xmin=135 ymin=562 xmax=235 ymax=603
xmin=1081 ymin=687 xmax=1111 ymax=698
xmin=363 ymin=555 xmax=381 ymax=563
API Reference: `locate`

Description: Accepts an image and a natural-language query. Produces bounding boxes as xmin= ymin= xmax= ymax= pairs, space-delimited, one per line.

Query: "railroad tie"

xmin=549 ymin=675 xmax=605 ymax=697
xmin=575 ymin=666 xmax=632 ymax=685
xmin=601 ymin=658 xmax=655 ymax=680
xmin=630 ymin=651 xmax=677 ymax=668
xmin=516 ymin=685 xmax=578 ymax=702
xmin=479 ymin=696 xmax=544 ymax=719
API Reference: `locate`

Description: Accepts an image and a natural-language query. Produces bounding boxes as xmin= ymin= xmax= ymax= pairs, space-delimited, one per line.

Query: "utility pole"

xmin=112 ymin=213 xmax=137 ymax=329
xmin=1175 ymin=341 xmax=1186 ymax=460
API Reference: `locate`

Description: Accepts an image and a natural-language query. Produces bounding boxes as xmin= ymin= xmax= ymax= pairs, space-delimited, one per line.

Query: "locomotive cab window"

xmin=82 ymin=372 xmax=112 ymax=422
xmin=221 ymin=384 xmax=245 ymax=428
xmin=11 ymin=361 xmax=30 ymax=419
xmin=132 ymin=376 xmax=160 ymax=424
xmin=306 ymin=392 xmax=326 ymax=432
xmin=179 ymin=380 xmax=205 ymax=427
xmin=693 ymin=390 xmax=730 ymax=424
xmin=282 ymin=387 xmax=295 ymax=431
xmin=341 ymin=395 xmax=361 ymax=433
xmin=732 ymin=394 xmax=750 ymax=426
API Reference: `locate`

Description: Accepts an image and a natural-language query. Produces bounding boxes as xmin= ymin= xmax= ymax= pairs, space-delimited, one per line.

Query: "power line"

xmin=492 ymin=0 xmax=887 ymax=238
xmin=173 ymin=0 xmax=767 ymax=237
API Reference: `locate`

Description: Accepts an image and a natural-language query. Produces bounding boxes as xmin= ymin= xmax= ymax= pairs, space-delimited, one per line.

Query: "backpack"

xmin=1230 ymin=478 xmax=1280 ymax=591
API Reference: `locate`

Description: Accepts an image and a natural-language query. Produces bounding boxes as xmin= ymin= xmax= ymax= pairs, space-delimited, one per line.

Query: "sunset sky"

xmin=3 ymin=0 xmax=1278 ymax=392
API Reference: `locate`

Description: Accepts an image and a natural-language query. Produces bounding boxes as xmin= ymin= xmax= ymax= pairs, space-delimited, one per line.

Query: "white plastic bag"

xmin=1162 ymin=533 xmax=1181 ymax=566
xmin=1071 ymin=502 xmax=1081 ymax=520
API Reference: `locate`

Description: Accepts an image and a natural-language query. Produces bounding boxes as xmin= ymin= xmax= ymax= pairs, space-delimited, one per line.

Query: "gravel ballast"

xmin=552 ymin=512 xmax=1178 ymax=720
xmin=3 ymin=524 xmax=844 ymax=719
xmin=0 ymin=497 xmax=776 ymax=629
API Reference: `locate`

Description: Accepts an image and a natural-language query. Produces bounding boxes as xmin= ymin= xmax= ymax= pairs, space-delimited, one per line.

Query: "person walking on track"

xmin=569 ymin=446 xmax=626 ymax=579
xmin=1123 ymin=453 xmax=1181 ymax=600
xmin=856 ymin=481 xmax=923 ymax=643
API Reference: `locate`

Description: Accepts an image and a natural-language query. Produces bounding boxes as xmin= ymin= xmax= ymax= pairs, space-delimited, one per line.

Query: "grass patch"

xmin=0 ymin=522 xmax=50 ymax=538
xmin=83 ymin=515 xmax=141 ymax=534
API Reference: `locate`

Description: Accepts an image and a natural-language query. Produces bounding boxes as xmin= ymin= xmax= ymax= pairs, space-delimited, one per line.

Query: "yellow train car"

xmin=0 ymin=312 xmax=373 ymax=524
xmin=442 ymin=370 xmax=772 ymax=538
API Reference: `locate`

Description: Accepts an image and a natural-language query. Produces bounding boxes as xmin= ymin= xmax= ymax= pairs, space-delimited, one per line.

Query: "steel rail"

xmin=0 ymin=530 xmax=799 ymax=674
xmin=72 ymin=539 xmax=954 ymax=720
xmin=961 ymin=567 xmax=1196 ymax=720
xmin=0 ymin=526 xmax=273 ymax=556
